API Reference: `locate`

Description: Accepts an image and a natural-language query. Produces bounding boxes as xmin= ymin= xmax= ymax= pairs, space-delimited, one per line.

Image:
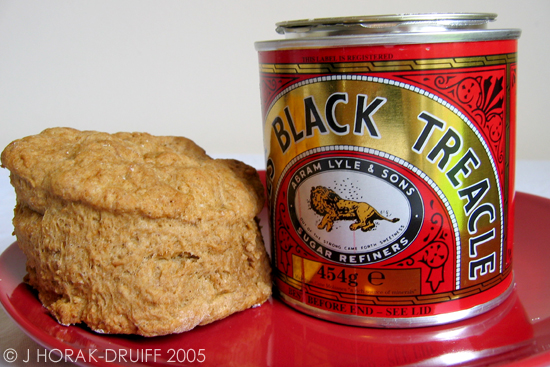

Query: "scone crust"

xmin=2 ymin=128 xmax=271 ymax=336
xmin=1 ymin=127 xmax=265 ymax=223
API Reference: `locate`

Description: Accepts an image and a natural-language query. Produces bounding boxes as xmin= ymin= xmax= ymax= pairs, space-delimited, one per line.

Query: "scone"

xmin=1 ymin=127 xmax=271 ymax=337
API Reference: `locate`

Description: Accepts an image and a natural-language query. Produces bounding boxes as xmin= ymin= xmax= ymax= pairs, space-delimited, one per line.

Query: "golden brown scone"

xmin=1 ymin=127 xmax=271 ymax=337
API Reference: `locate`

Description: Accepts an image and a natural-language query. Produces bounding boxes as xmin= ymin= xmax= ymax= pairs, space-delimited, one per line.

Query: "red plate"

xmin=1 ymin=191 xmax=550 ymax=367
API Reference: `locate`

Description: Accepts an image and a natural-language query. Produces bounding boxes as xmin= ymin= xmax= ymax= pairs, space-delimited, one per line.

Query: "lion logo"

xmin=310 ymin=186 xmax=399 ymax=232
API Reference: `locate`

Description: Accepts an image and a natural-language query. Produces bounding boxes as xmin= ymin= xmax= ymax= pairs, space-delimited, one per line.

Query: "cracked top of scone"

xmin=1 ymin=127 xmax=264 ymax=221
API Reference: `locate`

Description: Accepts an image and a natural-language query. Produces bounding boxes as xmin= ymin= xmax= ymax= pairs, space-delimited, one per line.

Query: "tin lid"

xmin=275 ymin=13 xmax=499 ymax=37
xmin=255 ymin=13 xmax=520 ymax=51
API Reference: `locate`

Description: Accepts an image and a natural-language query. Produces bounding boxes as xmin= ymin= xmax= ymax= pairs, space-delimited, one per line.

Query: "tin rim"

xmin=276 ymin=13 xmax=498 ymax=35
xmin=255 ymin=13 xmax=520 ymax=50
xmin=254 ymin=29 xmax=521 ymax=51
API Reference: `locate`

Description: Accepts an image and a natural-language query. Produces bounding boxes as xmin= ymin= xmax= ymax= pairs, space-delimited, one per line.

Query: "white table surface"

xmin=1 ymin=157 xmax=549 ymax=367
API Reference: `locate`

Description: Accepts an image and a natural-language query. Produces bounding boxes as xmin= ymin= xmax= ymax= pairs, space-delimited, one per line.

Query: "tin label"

xmin=259 ymin=40 xmax=517 ymax=322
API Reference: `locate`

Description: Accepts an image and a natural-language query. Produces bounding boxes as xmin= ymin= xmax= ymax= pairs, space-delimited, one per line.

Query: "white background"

xmin=0 ymin=0 xmax=549 ymax=160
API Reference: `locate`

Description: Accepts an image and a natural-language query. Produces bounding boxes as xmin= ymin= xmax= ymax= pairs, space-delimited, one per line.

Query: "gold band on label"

xmin=259 ymin=53 xmax=517 ymax=74
xmin=284 ymin=260 xmax=512 ymax=305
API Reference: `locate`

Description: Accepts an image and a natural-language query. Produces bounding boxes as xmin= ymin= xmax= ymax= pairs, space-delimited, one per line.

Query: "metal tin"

xmin=255 ymin=13 xmax=520 ymax=327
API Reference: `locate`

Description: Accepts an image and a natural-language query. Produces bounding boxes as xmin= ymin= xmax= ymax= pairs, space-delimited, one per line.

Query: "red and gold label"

xmin=258 ymin=40 xmax=517 ymax=325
